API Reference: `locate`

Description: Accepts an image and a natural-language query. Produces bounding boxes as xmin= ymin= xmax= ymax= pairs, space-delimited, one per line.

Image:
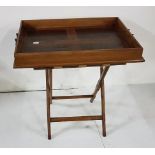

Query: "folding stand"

xmin=45 ymin=65 xmax=110 ymax=140
xmin=14 ymin=18 xmax=144 ymax=140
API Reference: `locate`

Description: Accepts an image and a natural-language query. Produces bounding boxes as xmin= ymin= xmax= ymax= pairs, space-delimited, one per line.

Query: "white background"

xmin=0 ymin=6 xmax=154 ymax=92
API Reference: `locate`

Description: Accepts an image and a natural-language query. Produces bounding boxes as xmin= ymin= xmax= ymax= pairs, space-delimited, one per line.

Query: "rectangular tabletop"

xmin=22 ymin=29 xmax=125 ymax=52
xmin=14 ymin=17 xmax=144 ymax=68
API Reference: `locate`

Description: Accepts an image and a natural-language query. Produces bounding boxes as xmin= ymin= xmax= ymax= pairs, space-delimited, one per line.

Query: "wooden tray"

xmin=14 ymin=17 xmax=144 ymax=68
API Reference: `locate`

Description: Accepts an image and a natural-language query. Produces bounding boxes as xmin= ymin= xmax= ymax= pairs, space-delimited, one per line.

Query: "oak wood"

xmin=46 ymin=69 xmax=52 ymax=139
xmin=100 ymin=67 xmax=106 ymax=137
xmin=115 ymin=18 xmax=142 ymax=48
xmin=52 ymin=95 xmax=93 ymax=100
xmin=33 ymin=63 xmax=126 ymax=70
xmin=14 ymin=49 xmax=143 ymax=68
xmin=14 ymin=17 xmax=144 ymax=68
xmin=13 ymin=17 xmax=145 ymax=140
xmin=90 ymin=65 xmax=110 ymax=103
xmin=50 ymin=115 xmax=102 ymax=122
xmin=22 ymin=17 xmax=117 ymax=30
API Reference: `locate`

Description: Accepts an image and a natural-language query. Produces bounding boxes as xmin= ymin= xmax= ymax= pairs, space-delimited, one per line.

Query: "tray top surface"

xmin=21 ymin=28 xmax=125 ymax=53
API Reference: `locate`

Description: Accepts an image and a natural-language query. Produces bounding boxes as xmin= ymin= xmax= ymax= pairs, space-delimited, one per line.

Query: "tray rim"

xmin=14 ymin=17 xmax=144 ymax=68
xmin=15 ymin=17 xmax=143 ymax=54
xmin=14 ymin=48 xmax=144 ymax=68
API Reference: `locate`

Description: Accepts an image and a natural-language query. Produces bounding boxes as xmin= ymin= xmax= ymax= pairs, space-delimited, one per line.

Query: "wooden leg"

xmin=49 ymin=69 xmax=52 ymax=104
xmin=46 ymin=69 xmax=52 ymax=139
xmin=44 ymin=66 xmax=109 ymax=139
xmin=100 ymin=67 xmax=106 ymax=137
xmin=90 ymin=65 xmax=110 ymax=103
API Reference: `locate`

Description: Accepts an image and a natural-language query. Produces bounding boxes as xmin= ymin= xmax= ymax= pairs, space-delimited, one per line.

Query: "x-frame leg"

xmin=90 ymin=65 xmax=110 ymax=136
xmin=45 ymin=65 xmax=110 ymax=139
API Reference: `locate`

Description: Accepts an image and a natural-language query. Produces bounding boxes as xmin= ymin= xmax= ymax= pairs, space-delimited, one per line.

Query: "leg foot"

xmin=48 ymin=135 xmax=51 ymax=140
xmin=102 ymin=123 xmax=106 ymax=137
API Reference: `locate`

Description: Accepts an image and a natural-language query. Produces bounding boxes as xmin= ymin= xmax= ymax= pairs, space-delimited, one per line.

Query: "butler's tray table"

xmin=14 ymin=17 xmax=144 ymax=139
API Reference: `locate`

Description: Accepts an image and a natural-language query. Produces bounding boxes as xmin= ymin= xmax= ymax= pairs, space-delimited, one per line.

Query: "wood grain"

xmin=14 ymin=17 xmax=144 ymax=68
xmin=50 ymin=115 xmax=102 ymax=122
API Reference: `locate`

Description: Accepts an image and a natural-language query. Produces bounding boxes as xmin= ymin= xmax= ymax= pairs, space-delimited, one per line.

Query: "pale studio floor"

xmin=0 ymin=84 xmax=155 ymax=148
